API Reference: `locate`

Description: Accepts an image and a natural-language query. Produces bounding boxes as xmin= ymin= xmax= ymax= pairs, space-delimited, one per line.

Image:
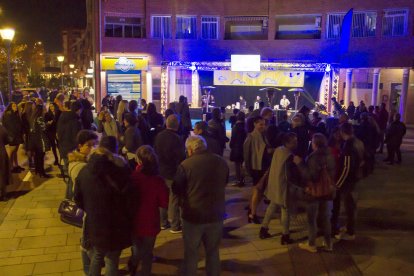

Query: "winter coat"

xmin=154 ymin=129 xmax=186 ymax=179
xmin=29 ymin=116 xmax=50 ymax=152
xmin=230 ymin=121 xmax=247 ymax=162
xmin=265 ymin=146 xmax=292 ymax=207
xmin=131 ymin=167 xmax=169 ymax=237
xmin=74 ymin=151 xmax=133 ymax=251
xmin=386 ymin=121 xmax=406 ymax=146
xmin=243 ymin=130 xmax=268 ymax=172
xmin=0 ymin=125 xmax=10 ymax=193
xmin=172 ymin=151 xmax=229 ymax=224
xmin=200 ymin=132 xmax=222 ymax=156
xmin=2 ymin=110 xmax=23 ymax=145
xmin=208 ymin=118 xmax=227 ymax=149
xmin=57 ymin=111 xmax=82 ymax=158
xmin=97 ymin=119 xmax=119 ymax=138
xmin=123 ymin=125 xmax=143 ymax=154
xmin=68 ymin=150 xmax=88 ymax=191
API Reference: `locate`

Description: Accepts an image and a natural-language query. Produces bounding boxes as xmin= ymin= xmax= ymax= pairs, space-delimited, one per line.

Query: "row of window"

xmin=104 ymin=9 xmax=409 ymax=40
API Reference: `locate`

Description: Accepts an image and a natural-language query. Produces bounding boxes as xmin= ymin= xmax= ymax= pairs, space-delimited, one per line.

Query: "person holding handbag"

xmin=294 ymin=133 xmax=336 ymax=253
xmin=67 ymin=130 xmax=98 ymax=274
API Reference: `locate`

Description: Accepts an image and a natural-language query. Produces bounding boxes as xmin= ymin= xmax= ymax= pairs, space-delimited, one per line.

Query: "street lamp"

xmin=57 ymin=55 xmax=64 ymax=89
xmin=0 ymin=28 xmax=15 ymax=102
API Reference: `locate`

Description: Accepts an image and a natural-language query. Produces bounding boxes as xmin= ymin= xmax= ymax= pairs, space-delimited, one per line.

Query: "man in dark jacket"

xmin=154 ymin=114 xmax=186 ymax=232
xmin=172 ymin=135 xmax=229 ymax=276
xmin=193 ymin=121 xmax=222 ymax=156
xmin=57 ymin=100 xmax=83 ymax=198
xmin=332 ymin=122 xmax=360 ymax=241
xmin=385 ymin=113 xmax=406 ymax=164
xmin=377 ymin=103 xmax=389 ymax=153
xmin=74 ymin=136 xmax=132 ymax=276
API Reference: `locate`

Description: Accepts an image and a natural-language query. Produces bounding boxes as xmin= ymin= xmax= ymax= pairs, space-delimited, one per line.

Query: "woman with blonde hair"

xmin=116 ymin=100 xmax=129 ymax=123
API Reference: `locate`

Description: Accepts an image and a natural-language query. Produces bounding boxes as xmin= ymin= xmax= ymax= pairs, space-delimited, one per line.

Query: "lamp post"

xmin=0 ymin=28 xmax=15 ymax=103
xmin=57 ymin=55 xmax=65 ymax=89
xmin=69 ymin=64 xmax=74 ymax=87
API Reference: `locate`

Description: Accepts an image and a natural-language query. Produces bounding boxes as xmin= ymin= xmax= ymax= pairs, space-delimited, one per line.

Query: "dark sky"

xmin=1 ymin=0 xmax=86 ymax=52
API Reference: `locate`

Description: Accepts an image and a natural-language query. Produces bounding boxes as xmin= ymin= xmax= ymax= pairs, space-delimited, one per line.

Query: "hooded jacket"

xmin=74 ymin=150 xmax=132 ymax=251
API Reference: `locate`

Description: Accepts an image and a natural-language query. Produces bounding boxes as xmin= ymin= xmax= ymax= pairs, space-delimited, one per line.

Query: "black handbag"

xmin=58 ymin=199 xmax=84 ymax=228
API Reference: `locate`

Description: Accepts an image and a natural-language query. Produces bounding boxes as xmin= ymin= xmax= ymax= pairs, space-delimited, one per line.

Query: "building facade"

xmin=92 ymin=0 xmax=414 ymax=122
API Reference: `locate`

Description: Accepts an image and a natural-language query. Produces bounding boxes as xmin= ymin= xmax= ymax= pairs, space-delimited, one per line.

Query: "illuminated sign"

xmin=102 ymin=57 xmax=148 ymax=71
xmin=231 ymin=55 xmax=261 ymax=72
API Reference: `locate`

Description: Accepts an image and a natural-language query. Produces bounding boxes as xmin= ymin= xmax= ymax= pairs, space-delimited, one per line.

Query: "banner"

xmin=214 ymin=70 xmax=304 ymax=87
xmin=102 ymin=57 xmax=148 ymax=71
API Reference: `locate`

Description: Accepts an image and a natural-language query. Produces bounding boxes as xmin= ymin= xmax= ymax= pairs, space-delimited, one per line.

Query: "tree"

xmin=28 ymin=74 xmax=46 ymax=87
xmin=0 ymin=43 xmax=28 ymax=92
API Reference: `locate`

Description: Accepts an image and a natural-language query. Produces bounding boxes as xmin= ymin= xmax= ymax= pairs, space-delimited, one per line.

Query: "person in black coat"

xmin=229 ymin=111 xmax=247 ymax=186
xmin=74 ymin=136 xmax=132 ymax=276
xmin=193 ymin=121 xmax=222 ymax=156
xmin=57 ymin=100 xmax=83 ymax=198
xmin=208 ymin=108 xmax=228 ymax=153
xmin=121 ymin=113 xmax=143 ymax=169
xmin=44 ymin=103 xmax=60 ymax=165
xmin=0 ymin=125 xmax=10 ymax=201
xmin=29 ymin=104 xmax=51 ymax=178
xmin=384 ymin=113 xmax=407 ymax=164
xmin=2 ymin=102 xmax=24 ymax=173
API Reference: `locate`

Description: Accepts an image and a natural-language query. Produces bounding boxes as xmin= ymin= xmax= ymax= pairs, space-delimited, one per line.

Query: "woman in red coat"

xmin=129 ymin=145 xmax=169 ymax=276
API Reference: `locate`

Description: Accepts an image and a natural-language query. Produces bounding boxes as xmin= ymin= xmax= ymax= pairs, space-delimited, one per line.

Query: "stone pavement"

xmin=0 ymin=130 xmax=413 ymax=275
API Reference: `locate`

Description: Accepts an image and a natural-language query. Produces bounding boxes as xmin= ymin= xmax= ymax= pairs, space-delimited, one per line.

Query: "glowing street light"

xmin=57 ymin=55 xmax=65 ymax=88
xmin=1 ymin=28 xmax=15 ymax=102
xmin=69 ymin=64 xmax=75 ymax=69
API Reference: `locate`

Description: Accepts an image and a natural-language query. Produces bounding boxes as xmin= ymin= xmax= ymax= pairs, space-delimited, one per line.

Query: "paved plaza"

xmin=0 ymin=130 xmax=414 ymax=276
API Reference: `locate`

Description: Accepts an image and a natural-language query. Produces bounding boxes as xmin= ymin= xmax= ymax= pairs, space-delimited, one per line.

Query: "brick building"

xmin=90 ymin=0 xmax=414 ymax=122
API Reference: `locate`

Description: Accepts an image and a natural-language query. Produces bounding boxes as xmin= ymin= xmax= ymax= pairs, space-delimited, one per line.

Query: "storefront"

xmin=99 ymin=56 xmax=149 ymax=105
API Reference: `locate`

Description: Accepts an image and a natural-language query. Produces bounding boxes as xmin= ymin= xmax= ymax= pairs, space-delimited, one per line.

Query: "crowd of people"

xmin=0 ymin=89 xmax=408 ymax=275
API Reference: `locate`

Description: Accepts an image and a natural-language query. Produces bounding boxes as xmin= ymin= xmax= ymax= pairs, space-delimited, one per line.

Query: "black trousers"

xmin=331 ymin=189 xmax=356 ymax=235
xmin=386 ymin=143 xmax=402 ymax=163
xmin=34 ymin=149 xmax=46 ymax=175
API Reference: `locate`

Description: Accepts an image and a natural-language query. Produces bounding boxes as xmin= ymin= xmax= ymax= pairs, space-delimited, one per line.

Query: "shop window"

xmin=105 ymin=16 xmax=145 ymax=38
xmin=201 ymin=16 xmax=219 ymax=39
xmin=176 ymin=16 xmax=197 ymax=39
xmin=382 ymin=9 xmax=408 ymax=36
xmin=224 ymin=16 xmax=268 ymax=40
xmin=151 ymin=16 xmax=172 ymax=38
xmin=275 ymin=14 xmax=322 ymax=39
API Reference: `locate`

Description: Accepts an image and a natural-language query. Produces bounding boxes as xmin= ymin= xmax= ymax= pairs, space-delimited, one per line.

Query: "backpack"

xmin=306 ymin=163 xmax=336 ymax=200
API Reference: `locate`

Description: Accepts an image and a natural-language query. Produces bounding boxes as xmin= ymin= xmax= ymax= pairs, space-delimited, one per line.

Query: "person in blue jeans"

xmin=172 ymin=135 xmax=229 ymax=276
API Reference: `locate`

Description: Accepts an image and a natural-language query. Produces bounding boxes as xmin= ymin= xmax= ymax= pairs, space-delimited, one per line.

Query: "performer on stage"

xmin=280 ymin=95 xmax=290 ymax=109
xmin=254 ymin=96 xmax=261 ymax=110
xmin=239 ymin=96 xmax=247 ymax=110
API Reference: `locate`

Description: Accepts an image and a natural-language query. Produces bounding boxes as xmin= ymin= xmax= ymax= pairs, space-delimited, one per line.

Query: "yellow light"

xmin=69 ymin=64 xmax=75 ymax=69
xmin=57 ymin=56 xmax=65 ymax=62
xmin=0 ymin=28 xmax=15 ymax=41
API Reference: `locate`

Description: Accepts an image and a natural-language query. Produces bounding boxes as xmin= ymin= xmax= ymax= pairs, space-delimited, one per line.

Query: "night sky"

xmin=1 ymin=0 xmax=86 ymax=52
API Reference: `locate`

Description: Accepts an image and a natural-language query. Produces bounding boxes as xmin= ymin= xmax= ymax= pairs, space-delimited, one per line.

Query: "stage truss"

xmin=161 ymin=61 xmax=338 ymax=113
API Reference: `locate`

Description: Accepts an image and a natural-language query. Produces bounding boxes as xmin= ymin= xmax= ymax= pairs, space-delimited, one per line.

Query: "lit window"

xmin=201 ymin=16 xmax=219 ymax=39
xmin=104 ymin=16 xmax=145 ymax=38
xmin=176 ymin=16 xmax=197 ymax=39
xmin=382 ymin=9 xmax=408 ymax=36
xmin=151 ymin=16 xmax=172 ymax=38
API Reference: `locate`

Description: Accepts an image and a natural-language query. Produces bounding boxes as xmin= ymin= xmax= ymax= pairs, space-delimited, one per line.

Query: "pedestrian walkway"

xmin=0 ymin=130 xmax=413 ymax=275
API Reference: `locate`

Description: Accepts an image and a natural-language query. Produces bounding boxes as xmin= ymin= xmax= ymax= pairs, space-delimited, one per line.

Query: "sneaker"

xmin=170 ymin=228 xmax=182 ymax=234
xmin=161 ymin=223 xmax=171 ymax=230
xmin=335 ymin=232 xmax=355 ymax=241
xmin=298 ymin=242 xmax=317 ymax=253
